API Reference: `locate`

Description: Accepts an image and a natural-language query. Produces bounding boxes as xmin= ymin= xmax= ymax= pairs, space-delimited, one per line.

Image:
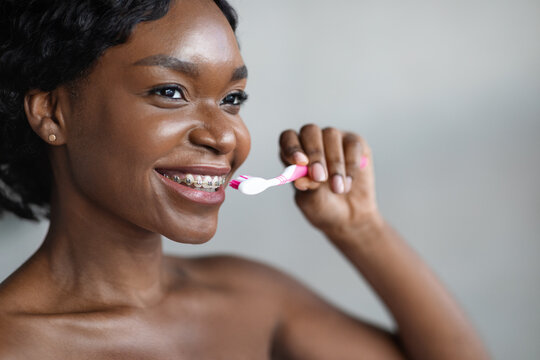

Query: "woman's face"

xmin=60 ymin=0 xmax=250 ymax=243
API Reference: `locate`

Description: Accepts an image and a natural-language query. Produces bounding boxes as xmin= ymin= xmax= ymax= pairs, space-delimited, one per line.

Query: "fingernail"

xmin=293 ymin=152 xmax=309 ymax=165
xmin=359 ymin=156 xmax=369 ymax=170
xmin=332 ymin=175 xmax=345 ymax=194
xmin=311 ymin=162 xmax=326 ymax=182
xmin=345 ymin=176 xmax=353 ymax=193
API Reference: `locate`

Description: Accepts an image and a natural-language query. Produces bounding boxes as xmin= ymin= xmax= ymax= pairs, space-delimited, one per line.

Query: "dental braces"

xmin=164 ymin=174 xmax=226 ymax=188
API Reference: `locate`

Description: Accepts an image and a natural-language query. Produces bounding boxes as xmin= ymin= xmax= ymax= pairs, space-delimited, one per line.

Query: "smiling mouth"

xmin=156 ymin=170 xmax=227 ymax=192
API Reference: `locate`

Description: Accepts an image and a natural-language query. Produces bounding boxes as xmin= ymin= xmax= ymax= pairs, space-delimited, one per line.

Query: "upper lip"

xmin=154 ymin=165 xmax=231 ymax=176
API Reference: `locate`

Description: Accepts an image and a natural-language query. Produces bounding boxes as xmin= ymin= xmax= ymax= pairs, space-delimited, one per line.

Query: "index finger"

xmin=279 ymin=129 xmax=309 ymax=165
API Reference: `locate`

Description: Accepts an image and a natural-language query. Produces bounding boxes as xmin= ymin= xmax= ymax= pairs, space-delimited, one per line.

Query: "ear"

xmin=24 ymin=89 xmax=66 ymax=145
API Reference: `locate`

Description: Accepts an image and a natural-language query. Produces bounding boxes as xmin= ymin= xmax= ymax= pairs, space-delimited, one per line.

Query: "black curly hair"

xmin=0 ymin=0 xmax=238 ymax=221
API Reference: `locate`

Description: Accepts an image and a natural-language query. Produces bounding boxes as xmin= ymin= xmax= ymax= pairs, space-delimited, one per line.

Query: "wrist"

xmin=323 ymin=211 xmax=386 ymax=250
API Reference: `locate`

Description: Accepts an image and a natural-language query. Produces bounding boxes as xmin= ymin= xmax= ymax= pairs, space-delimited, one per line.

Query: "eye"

xmin=220 ymin=91 xmax=248 ymax=106
xmin=151 ymin=85 xmax=185 ymax=100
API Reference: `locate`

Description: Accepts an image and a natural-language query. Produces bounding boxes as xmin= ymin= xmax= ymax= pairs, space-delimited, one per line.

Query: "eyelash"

xmin=152 ymin=85 xmax=184 ymax=100
xmin=151 ymin=85 xmax=248 ymax=107
xmin=220 ymin=91 xmax=249 ymax=106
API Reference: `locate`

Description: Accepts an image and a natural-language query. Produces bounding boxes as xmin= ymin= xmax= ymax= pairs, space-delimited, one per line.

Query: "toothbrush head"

xmin=237 ymin=177 xmax=270 ymax=195
xmin=229 ymin=175 xmax=251 ymax=190
xmin=229 ymin=179 xmax=242 ymax=189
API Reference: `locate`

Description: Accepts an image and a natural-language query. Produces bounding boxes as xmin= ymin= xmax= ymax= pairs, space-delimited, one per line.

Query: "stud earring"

xmin=48 ymin=134 xmax=57 ymax=142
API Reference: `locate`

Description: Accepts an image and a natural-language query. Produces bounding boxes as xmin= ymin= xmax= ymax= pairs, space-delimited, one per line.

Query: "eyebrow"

xmin=133 ymin=54 xmax=199 ymax=77
xmin=133 ymin=54 xmax=248 ymax=81
xmin=231 ymin=65 xmax=248 ymax=81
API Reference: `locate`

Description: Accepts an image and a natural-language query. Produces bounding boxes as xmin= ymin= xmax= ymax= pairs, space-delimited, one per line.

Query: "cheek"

xmin=233 ymin=120 xmax=251 ymax=168
xmin=64 ymin=96 xmax=174 ymax=223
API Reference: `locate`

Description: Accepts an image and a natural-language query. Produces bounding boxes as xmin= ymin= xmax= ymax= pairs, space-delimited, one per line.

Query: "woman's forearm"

xmin=278 ymin=129 xmax=488 ymax=358
xmin=328 ymin=217 xmax=490 ymax=360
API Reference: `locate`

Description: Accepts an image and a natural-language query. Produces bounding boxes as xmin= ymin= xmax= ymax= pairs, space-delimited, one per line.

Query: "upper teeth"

xmin=165 ymin=174 xmax=226 ymax=189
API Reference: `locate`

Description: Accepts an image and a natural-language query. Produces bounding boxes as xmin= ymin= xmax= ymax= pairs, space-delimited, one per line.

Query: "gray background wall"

xmin=1 ymin=0 xmax=539 ymax=358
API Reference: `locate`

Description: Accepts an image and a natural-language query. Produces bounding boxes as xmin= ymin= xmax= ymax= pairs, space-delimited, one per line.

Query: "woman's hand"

xmin=279 ymin=124 xmax=382 ymax=240
xmin=279 ymin=125 xmax=491 ymax=360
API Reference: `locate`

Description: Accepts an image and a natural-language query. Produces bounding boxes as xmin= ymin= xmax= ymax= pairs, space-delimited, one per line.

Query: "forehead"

xmin=111 ymin=0 xmax=242 ymax=67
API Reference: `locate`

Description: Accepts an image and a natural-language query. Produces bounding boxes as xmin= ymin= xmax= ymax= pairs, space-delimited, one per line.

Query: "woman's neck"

xmin=36 ymin=188 xmax=170 ymax=310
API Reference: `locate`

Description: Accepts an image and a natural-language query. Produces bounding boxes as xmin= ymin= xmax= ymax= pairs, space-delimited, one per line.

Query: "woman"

xmin=0 ymin=0 xmax=489 ymax=358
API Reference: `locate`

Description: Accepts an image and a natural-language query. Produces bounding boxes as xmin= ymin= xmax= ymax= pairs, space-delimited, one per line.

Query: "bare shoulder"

xmin=166 ymin=253 xmax=319 ymax=304
xmin=171 ymin=255 xmax=402 ymax=359
xmin=0 ymin=280 xmax=40 ymax=354
xmin=0 ymin=313 xmax=63 ymax=360
xmin=183 ymin=254 xmax=291 ymax=282
xmin=0 ymin=265 xmax=73 ymax=357
xmin=0 ymin=269 xmax=31 ymax=314
xmin=0 ymin=311 xmax=38 ymax=358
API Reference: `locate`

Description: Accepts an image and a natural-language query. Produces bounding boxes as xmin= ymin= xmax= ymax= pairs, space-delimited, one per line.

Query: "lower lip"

xmin=156 ymin=171 xmax=226 ymax=206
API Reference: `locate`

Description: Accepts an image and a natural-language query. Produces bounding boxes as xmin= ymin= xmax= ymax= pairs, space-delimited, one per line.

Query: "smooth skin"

xmin=0 ymin=0 xmax=490 ymax=359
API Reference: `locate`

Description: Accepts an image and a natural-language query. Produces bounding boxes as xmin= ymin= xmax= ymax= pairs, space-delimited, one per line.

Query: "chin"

xmin=161 ymin=214 xmax=219 ymax=245
xmin=165 ymin=231 xmax=216 ymax=245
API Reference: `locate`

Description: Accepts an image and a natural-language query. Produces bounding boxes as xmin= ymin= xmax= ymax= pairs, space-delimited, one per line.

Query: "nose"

xmin=188 ymin=104 xmax=236 ymax=155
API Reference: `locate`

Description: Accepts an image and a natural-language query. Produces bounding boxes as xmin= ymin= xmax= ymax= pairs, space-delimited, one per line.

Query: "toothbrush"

xmin=229 ymin=164 xmax=308 ymax=195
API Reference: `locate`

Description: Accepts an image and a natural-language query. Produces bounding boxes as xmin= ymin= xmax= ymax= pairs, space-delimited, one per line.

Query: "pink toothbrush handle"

xmin=274 ymin=164 xmax=308 ymax=185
